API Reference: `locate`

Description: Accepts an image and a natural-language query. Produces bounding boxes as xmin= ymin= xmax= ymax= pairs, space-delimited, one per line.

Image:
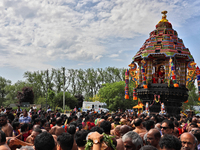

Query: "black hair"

xmin=51 ymin=118 xmax=56 ymax=124
xmin=190 ymin=122 xmax=198 ymax=127
xmin=161 ymin=120 xmax=174 ymax=129
xmin=34 ymin=118 xmax=41 ymax=125
xmin=73 ymin=115 xmax=77 ymax=120
xmin=134 ymin=118 xmax=142 ymax=127
xmin=169 ymin=117 xmax=174 ymax=122
xmin=145 ymin=120 xmax=154 ymax=131
xmin=56 ymin=118 xmax=63 ymax=125
xmin=75 ymin=130 xmax=89 ymax=147
xmin=100 ymin=121 xmax=111 ymax=133
xmin=67 ymin=124 xmax=76 ymax=135
xmin=0 ymin=113 xmax=7 ymax=118
xmin=90 ymin=126 xmax=104 ymax=134
xmin=21 ymin=123 xmax=28 ymax=132
xmin=12 ymin=121 xmax=20 ymax=130
xmin=34 ymin=132 xmax=55 ymax=150
xmin=41 ymin=118 xmax=47 ymax=127
xmin=139 ymin=145 xmax=158 ymax=150
xmin=114 ymin=117 xmax=120 ymax=122
xmin=33 ymin=128 xmax=42 ymax=134
xmin=174 ymin=121 xmax=179 ymax=127
xmin=46 ymin=115 xmax=50 ymax=121
xmin=57 ymin=132 xmax=74 ymax=150
xmin=45 ymin=121 xmax=50 ymax=126
xmin=70 ymin=121 xmax=77 ymax=127
xmin=159 ymin=134 xmax=181 ymax=150
xmin=67 ymin=116 xmax=73 ymax=124
xmin=32 ymin=114 xmax=38 ymax=122
xmin=0 ymin=130 xmax=6 ymax=143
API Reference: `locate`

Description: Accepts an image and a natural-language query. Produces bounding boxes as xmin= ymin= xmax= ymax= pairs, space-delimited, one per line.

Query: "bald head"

xmin=120 ymin=125 xmax=130 ymax=137
xmin=33 ymin=125 xmax=41 ymax=130
xmin=148 ymin=129 xmax=161 ymax=139
xmin=98 ymin=119 xmax=105 ymax=127
xmin=120 ymin=118 xmax=127 ymax=125
xmin=192 ymin=117 xmax=197 ymax=123
xmin=180 ymin=132 xmax=196 ymax=150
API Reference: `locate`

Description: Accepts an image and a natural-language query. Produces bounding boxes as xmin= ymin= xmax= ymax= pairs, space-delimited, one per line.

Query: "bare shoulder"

xmin=8 ymin=123 xmax=13 ymax=130
xmin=0 ymin=144 xmax=11 ymax=150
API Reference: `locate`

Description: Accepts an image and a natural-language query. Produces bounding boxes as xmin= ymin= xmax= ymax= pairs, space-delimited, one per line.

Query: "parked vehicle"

xmin=82 ymin=101 xmax=109 ymax=113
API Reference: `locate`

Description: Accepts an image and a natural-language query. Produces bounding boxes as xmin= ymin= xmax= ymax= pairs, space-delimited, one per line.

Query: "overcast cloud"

xmin=0 ymin=0 xmax=200 ymax=82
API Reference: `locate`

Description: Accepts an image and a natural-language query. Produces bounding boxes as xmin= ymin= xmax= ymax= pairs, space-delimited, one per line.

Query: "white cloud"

xmin=109 ymin=54 xmax=119 ymax=58
xmin=0 ymin=0 xmax=199 ymax=71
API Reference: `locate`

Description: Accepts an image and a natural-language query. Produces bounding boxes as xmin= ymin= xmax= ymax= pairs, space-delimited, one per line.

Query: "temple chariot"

xmin=125 ymin=11 xmax=200 ymax=115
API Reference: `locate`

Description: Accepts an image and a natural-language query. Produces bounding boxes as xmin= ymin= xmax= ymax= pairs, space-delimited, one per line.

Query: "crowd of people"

xmin=0 ymin=105 xmax=200 ymax=150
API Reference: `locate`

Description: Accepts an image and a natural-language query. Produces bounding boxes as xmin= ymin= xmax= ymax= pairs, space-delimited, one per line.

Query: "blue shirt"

xmin=19 ymin=116 xmax=31 ymax=123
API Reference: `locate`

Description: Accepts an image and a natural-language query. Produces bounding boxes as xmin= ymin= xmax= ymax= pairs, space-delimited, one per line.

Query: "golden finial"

xmin=159 ymin=10 xmax=168 ymax=23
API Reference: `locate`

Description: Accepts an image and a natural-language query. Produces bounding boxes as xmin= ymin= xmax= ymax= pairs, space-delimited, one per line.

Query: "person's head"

xmin=145 ymin=120 xmax=155 ymax=131
xmin=100 ymin=121 xmax=111 ymax=134
xmin=41 ymin=118 xmax=47 ymax=127
xmin=6 ymin=107 xmax=11 ymax=113
xmin=23 ymin=109 xmax=28 ymax=117
xmin=188 ymin=123 xmax=198 ymax=132
xmin=67 ymin=124 xmax=76 ymax=135
xmin=146 ymin=129 xmax=161 ymax=148
xmin=180 ymin=132 xmax=196 ymax=150
xmin=56 ymin=117 xmax=63 ymax=126
xmin=0 ymin=114 xmax=7 ymax=126
xmin=75 ymin=130 xmax=89 ymax=148
xmin=20 ymin=146 xmax=34 ymax=150
xmin=34 ymin=132 xmax=55 ymax=150
xmin=57 ymin=132 xmax=74 ymax=150
xmin=161 ymin=120 xmax=174 ymax=136
xmin=192 ymin=117 xmax=197 ymax=123
xmin=174 ymin=127 xmax=179 ymax=138
xmin=139 ymin=145 xmax=158 ymax=150
xmin=120 ymin=125 xmax=131 ymax=138
xmin=21 ymin=123 xmax=29 ymax=132
xmin=30 ymin=128 xmax=42 ymax=144
xmin=34 ymin=118 xmax=41 ymax=125
xmin=12 ymin=121 xmax=21 ymax=130
xmin=0 ymin=130 xmax=6 ymax=145
xmin=90 ymin=126 xmax=104 ymax=134
xmin=155 ymin=123 xmax=161 ymax=131
xmin=190 ymin=127 xmax=200 ymax=142
xmin=134 ymin=118 xmax=143 ymax=127
xmin=159 ymin=134 xmax=181 ymax=150
xmin=51 ymin=118 xmax=56 ymax=125
xmin=98 ymin=119 xmax=105 ymax=127
xmin=44 ymin=122 xmax=50 ymax=132
xmin=122 ymin=131 xmax=143 ymax=150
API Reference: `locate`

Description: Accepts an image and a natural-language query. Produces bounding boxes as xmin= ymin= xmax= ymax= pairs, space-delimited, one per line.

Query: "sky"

xmin=0 ymin=0 xmax=200 ymax=84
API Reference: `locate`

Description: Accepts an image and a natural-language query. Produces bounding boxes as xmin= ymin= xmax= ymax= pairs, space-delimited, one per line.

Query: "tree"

xmin=54 ymin=92 xmax=78 ymax=109
xmin=98 ymin=81 xmax=137 ymax=111
xmin=0 ymin=76 xmax=11 ymax=106
xmin=47 ymin=89 xmax=56 ymax=110
xmin=183 ymin=86 xmax=199 ymax=110
xmin=74 ymin=94 xmax=84 ymax=108
xmin=17 ymin=87 xmax=34 ymax=104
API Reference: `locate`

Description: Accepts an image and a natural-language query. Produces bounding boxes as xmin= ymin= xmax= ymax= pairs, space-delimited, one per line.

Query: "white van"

xmin=82 ymin=101 xmax=109 ymax=113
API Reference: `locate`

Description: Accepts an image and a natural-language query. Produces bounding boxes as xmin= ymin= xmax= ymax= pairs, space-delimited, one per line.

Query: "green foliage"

xmin=17 ymin=87 xmax=34 ymax=104
xmin=47 ymin=89 xmax=56 ymax=109
xmin=85 ymin=133 xmax=116 ymax=150
xmin=187 ymin=82 xmax=195 ymax=91
xmin=0 ymin=76 xmax=11 ymax=106
xmin=53 ymin=92 xmax=78 ymax=109
xmin=183 ymin=86 xmax=199 ymax=110
xmin=98 ymin=81 xmax=137 ymax=111
xmin=2 ymin=67 xmax=127 ymax=106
